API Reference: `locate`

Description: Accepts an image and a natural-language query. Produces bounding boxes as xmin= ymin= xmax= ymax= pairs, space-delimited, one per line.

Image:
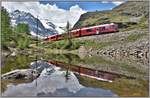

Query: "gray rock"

xmin=1 ymin=69 xmax=39 ymax=80
xmin=10 ymin=52 xmax=16 ymax=57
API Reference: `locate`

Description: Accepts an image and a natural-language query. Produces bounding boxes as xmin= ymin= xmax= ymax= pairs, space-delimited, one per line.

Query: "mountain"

xmin=10 ymin=10 xmax=58 ymax=39
xmin=113 ymin=1 xmax=149 ymax=17
xmin=73 ymin=1 xmax=149 ymax=30
xmin=46 ymin=21 xmax=56 ymax=29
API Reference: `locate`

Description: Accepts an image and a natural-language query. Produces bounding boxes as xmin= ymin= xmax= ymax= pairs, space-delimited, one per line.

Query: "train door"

xmin=79 ymin=29 xmax=81 ymax=37
xmin=96 ymin=27 xmax=99 ymax=34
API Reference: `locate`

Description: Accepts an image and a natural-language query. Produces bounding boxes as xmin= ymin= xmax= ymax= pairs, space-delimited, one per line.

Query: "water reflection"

xmin=48 ymin=60 xmax=120 ymax=82
xmin=1 ymin=53 xmax=148 ymax=97
xmin=2 ymin=63 xmax=116 ymax=97
xmin=47 ymin=53 xmax=148 ymax=78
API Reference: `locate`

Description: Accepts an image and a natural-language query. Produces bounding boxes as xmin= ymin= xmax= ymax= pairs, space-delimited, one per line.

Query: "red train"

xmin=46 ymin=23 xmax=118 ymax=41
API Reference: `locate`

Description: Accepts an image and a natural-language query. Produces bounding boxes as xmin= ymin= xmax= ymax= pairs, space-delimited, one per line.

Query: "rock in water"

xmin=10 ymin=52 xmax=16 ymax=57
xmin=1 ymin=69 xmax=39 ymax=79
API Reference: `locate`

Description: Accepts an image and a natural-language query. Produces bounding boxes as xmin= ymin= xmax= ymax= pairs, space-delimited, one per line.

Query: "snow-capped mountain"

xmin=10 ymin=10 xmax=58 ymax=39
xmin=46 ymin=22 xmax=56 ymax=29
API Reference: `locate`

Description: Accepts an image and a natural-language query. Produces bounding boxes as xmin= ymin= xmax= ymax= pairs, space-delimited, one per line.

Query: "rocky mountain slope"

xmin=73 ymin=1 xmax=149 ymax=30
xmin=10 ymin=10 xmax=58 ymax=39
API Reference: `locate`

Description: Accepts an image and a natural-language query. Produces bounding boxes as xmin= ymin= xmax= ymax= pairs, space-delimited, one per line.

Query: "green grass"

xmin=126 ymin=33 xmax=148 ymax=42
xmin=40 ymin=39 xmax=118 ymax=50
xmin=44 ymin=53 xmax=82 ymax=65
xmin=1 ymin=55 xmax=36 ymax=74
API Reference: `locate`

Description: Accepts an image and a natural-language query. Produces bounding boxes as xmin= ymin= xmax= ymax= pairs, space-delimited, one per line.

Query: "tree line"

xmin=1 ymin=7 xmax=31 ymax=50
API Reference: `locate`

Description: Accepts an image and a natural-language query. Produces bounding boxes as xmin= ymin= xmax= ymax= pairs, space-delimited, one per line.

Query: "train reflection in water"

xmin=48 ymin=60 xmax=122 ymax=82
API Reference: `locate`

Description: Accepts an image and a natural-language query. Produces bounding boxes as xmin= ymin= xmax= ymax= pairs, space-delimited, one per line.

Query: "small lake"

xmin=1 ymin=54 xmax=149 ymax=97
xmin=2 ymin=63 xmax=116 ymax=97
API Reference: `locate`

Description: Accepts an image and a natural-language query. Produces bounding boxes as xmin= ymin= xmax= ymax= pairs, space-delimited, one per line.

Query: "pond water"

xmin=2 ymin=63 xmax=117 ymax=97
xmin=1 ymin=54 xmax=149 ymax=97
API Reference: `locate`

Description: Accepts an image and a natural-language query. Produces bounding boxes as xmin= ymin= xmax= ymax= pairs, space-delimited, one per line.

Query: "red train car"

xmin=47 ymin=35 xmax=57 ymax=41
xmin=80 ymin=23 xmax=118 ymax=36
xmin=56 ymin=34 xmax=63 ymax=40
xmin=46 ymin=23 xmax=118 ymax=41
xmin=47 ymin=34 xmax=63 ymax=41
xmin=70 ymin=29 xmax=81 ymax=38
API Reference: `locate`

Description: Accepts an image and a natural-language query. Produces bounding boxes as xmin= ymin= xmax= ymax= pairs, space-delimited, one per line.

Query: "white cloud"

xmin=101 ymin=1 xmax=124 ymax=6
xmin=2 ymin=2 xmax=86 ymax=33
xmin=112 ymin=1 xmax=124 ymax=5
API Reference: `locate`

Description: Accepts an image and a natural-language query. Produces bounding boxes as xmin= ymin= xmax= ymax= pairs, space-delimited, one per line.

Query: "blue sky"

xmin=40 ymin=1 xmax=122 ymax=11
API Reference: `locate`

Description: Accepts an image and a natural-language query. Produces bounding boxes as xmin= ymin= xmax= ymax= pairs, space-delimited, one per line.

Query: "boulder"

xmin=10 ymin=52 xmax=16 ymax=57
xmin=1 ymin=69 xmax=39 ymax=80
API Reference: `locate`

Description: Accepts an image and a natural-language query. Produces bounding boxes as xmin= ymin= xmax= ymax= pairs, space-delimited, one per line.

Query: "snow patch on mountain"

xmin=10 ymin=10 xmax=58 ymax=39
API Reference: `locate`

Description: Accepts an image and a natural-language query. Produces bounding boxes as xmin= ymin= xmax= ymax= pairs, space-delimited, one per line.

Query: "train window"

xmin=102 ymin=27 xmax=105 ymax=30
xmin=51 ymin=36 xmax=55 ymax=39
xmin=99 ymin=27 xmax=105 ymax=31
xmin=99 ymin=27 xmax=106 ymax=31
xmin=86 ymin=29 xmax=92 ymax=32
xmin=111 ymin=25 xmax=115 ymax=28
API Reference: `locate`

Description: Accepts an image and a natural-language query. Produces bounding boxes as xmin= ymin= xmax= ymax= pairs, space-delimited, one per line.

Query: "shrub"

xmin=17 ymin=37 xmax=31 ymax=50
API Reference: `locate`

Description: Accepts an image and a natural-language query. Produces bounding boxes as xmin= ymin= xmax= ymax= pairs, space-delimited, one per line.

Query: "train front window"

xmin=86 ymin=29 xmax=92 ymax=32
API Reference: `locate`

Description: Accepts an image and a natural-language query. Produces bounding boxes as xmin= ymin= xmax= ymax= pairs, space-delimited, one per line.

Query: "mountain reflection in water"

xmin=2 ymin=63 xmax=116 ymax=97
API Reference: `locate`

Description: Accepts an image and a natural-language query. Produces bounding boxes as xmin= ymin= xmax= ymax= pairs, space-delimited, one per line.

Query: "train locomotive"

xmin=46 ymin=23 xmax=118 ymax=41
